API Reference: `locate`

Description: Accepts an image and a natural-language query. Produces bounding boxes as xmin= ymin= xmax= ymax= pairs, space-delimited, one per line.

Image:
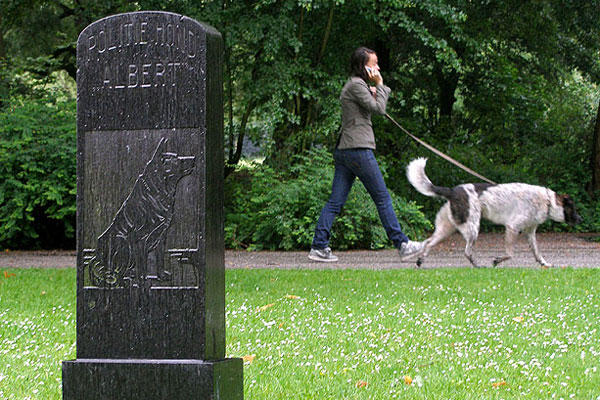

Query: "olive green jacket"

xmin=336 ymin=77 xmax=391 ymax=150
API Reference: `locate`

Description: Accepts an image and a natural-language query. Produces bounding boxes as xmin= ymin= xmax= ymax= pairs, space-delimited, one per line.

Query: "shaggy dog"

xmin=404 ymin=158 xmax=582 ymax=267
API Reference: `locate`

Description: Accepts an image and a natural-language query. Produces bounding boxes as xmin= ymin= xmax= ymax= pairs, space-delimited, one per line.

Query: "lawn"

xmin=1 ymin=267 xmax=599 ymax=399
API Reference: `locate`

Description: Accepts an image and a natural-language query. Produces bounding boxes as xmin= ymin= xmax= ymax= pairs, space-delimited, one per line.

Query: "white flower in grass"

xmin=413 ymin=375 xmax=423 ymax=387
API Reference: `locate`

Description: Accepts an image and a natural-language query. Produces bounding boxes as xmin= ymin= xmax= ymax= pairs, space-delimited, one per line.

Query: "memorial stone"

xmin=62 ymin=11 xmax=242 ymax=399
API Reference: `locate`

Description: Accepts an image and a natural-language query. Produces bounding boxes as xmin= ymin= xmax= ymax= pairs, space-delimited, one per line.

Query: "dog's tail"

xmin=406 ymin=158 xmax=453 ymax=199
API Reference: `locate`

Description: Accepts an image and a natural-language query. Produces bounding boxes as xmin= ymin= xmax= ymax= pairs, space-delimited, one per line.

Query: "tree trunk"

xmin=224 ymin=38 xmax=234 ymax=165
xmin=590 ymin=99 xmax=600 ymax=197
xmin=433 ymin=68 xmax=459 ymax=140
xmin=0 ymin=19 xmax=5 ymax=61
xmin=225 ymin=100 xmax=257 ymax=178
xmin=314 ymin=5 xmax=334 ymax=67
xmin=0 ymin=21 xmax=7 ymax=109
xmin=434 ymin=43 xmax=464 ymax=124
xmin=436 ymin=68 xmax=459 ymax=118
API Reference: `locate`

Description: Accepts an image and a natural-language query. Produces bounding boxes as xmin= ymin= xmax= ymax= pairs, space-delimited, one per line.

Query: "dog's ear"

xmin=558 ymin=194 xmax=580 ymax=212
xmin=149 ymin=137 xmax=169 ymax=162
xmin=561 ymin=194 xmax=575 ymax=207
xmin=158 ymin=137 xmax=168 ymax=151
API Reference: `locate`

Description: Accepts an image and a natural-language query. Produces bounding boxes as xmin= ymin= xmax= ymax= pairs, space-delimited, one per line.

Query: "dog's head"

xmin=160 ymin=153 xmax=195 ymax=181
xmin=556 ymin=194 xmax=583 ymax=226
xmin=143 ymin=139 xmax=196 ymax=194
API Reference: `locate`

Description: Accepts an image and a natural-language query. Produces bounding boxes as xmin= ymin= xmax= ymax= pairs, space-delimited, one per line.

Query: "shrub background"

xmin=1 ymin=0 xmax=599 ymax=250
xmin=0 ymin=94 xmax=76 ymax=249
xmin=1 ymin=100 xmax=598 ymax=250
xmin=224 ymin=148 xmax=432 ymax=250
xmin=0 ymin=93 xmax=598 ymax=250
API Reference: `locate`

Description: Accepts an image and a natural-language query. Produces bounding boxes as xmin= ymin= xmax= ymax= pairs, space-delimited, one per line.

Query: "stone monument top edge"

xmin=77 ymin=11 xmax=222 ymax=43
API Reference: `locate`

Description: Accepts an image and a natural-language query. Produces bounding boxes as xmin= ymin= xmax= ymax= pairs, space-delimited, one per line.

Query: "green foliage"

xmin=1 ymin=0 xmax=599 ymax=249
xmin=225 ymin=147 xmax=431 ymax=250
xmin=0 ymin=93 xmax=76 ymax=249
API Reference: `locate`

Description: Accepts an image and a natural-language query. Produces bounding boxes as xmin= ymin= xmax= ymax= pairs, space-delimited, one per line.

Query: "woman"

xmin=308 ymin=47 xmax=423 ymax=262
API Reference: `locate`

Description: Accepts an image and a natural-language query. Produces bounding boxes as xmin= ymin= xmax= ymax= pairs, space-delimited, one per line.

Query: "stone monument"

xmin=62 ymin=11 xmax=243 ymax=399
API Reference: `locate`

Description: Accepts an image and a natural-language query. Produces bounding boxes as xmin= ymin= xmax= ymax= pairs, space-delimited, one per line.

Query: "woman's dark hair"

xmin=350 ymin=47 xmax=375 ymax=82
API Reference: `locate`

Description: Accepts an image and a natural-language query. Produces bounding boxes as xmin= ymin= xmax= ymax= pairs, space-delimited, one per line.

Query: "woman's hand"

xmin=367 ymin=68 xmax=383 ymax=86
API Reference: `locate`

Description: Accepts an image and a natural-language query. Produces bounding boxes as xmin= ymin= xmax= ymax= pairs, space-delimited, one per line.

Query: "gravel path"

xmin=1 ymin=233 xmax=598 ymax=269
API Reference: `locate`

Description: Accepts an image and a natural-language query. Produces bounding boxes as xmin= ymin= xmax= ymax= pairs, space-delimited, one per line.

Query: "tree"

xmin=6 ymin=0 xmax=597 ymax=180
xmin=2 ymin=0 xmax=600 ymax=249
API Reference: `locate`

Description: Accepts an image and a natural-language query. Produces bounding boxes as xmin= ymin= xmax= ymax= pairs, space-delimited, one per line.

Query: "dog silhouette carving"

xmin=89 ymin=138 xmax=195 ymax=287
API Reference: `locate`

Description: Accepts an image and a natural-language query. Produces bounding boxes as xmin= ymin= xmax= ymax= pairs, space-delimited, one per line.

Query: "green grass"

xmin=2 ymin=267 xmax=600 ymax=399
xmin=0 ymin=269 xmax=75 ymax=400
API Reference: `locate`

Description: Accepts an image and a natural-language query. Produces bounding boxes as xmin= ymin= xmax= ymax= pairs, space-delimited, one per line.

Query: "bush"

xmin=0 ymin=94 xmax=76 ymax=249
xmin=225 ymin=147 xmax=432 ymax=250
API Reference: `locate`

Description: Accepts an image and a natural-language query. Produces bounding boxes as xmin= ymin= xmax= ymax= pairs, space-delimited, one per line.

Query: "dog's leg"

xmin=460 ymin=228 xmax=480 ymax=268
xmin=418 ymin=213 xmax=456 ymax=266
xmin=155 ymin=235 xmax=172 ymax=281
xmin=130 ymin=237 xmax=147 ymax=287
xmin=112 ymin=238 xmax=132 ymax=286
xmin=493 ymin=227 xmax=518 ymax=266
xmin=145 ymin=223 xmax=172 ymax=281
xmin=102 ymin=234 xmax=131 ymax=287
xmin=401 ymin=204 xmax=455 ymax=264
xmin=456 ymin=208 xmax=482 ymax=268
xmin=424 ymin=205 xmax=457 ymax=256
xmin=524 ymin=226 xmax=552 ymax=267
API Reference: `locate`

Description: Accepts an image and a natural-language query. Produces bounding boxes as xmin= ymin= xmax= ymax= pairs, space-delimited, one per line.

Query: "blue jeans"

xmin=312 ymin=149 xmax=409 ymax=250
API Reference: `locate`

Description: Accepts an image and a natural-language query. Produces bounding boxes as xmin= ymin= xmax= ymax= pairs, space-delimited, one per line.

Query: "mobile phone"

xmin=365 ymin=66 xmax=373 ymax=74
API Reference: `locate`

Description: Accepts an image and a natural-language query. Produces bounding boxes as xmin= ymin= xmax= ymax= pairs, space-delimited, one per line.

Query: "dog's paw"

xmin=540 ymin=262 xmax=553 ymax=269
xmin=492 ymin=256 xmax=511 ymax=267
xmin=466 ymin=255 xmax=483 ymax=268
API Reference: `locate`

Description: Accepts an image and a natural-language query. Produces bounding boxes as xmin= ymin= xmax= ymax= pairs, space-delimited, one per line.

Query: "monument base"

xmin=62 ymin=358 xmax=243 ymax=399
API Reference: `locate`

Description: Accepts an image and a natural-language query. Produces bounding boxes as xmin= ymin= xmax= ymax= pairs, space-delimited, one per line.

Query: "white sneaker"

xmin=399 ymin=240 xmax=423 ymax=257
xmin=308 ymin=247 xmax=338 ymax=262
